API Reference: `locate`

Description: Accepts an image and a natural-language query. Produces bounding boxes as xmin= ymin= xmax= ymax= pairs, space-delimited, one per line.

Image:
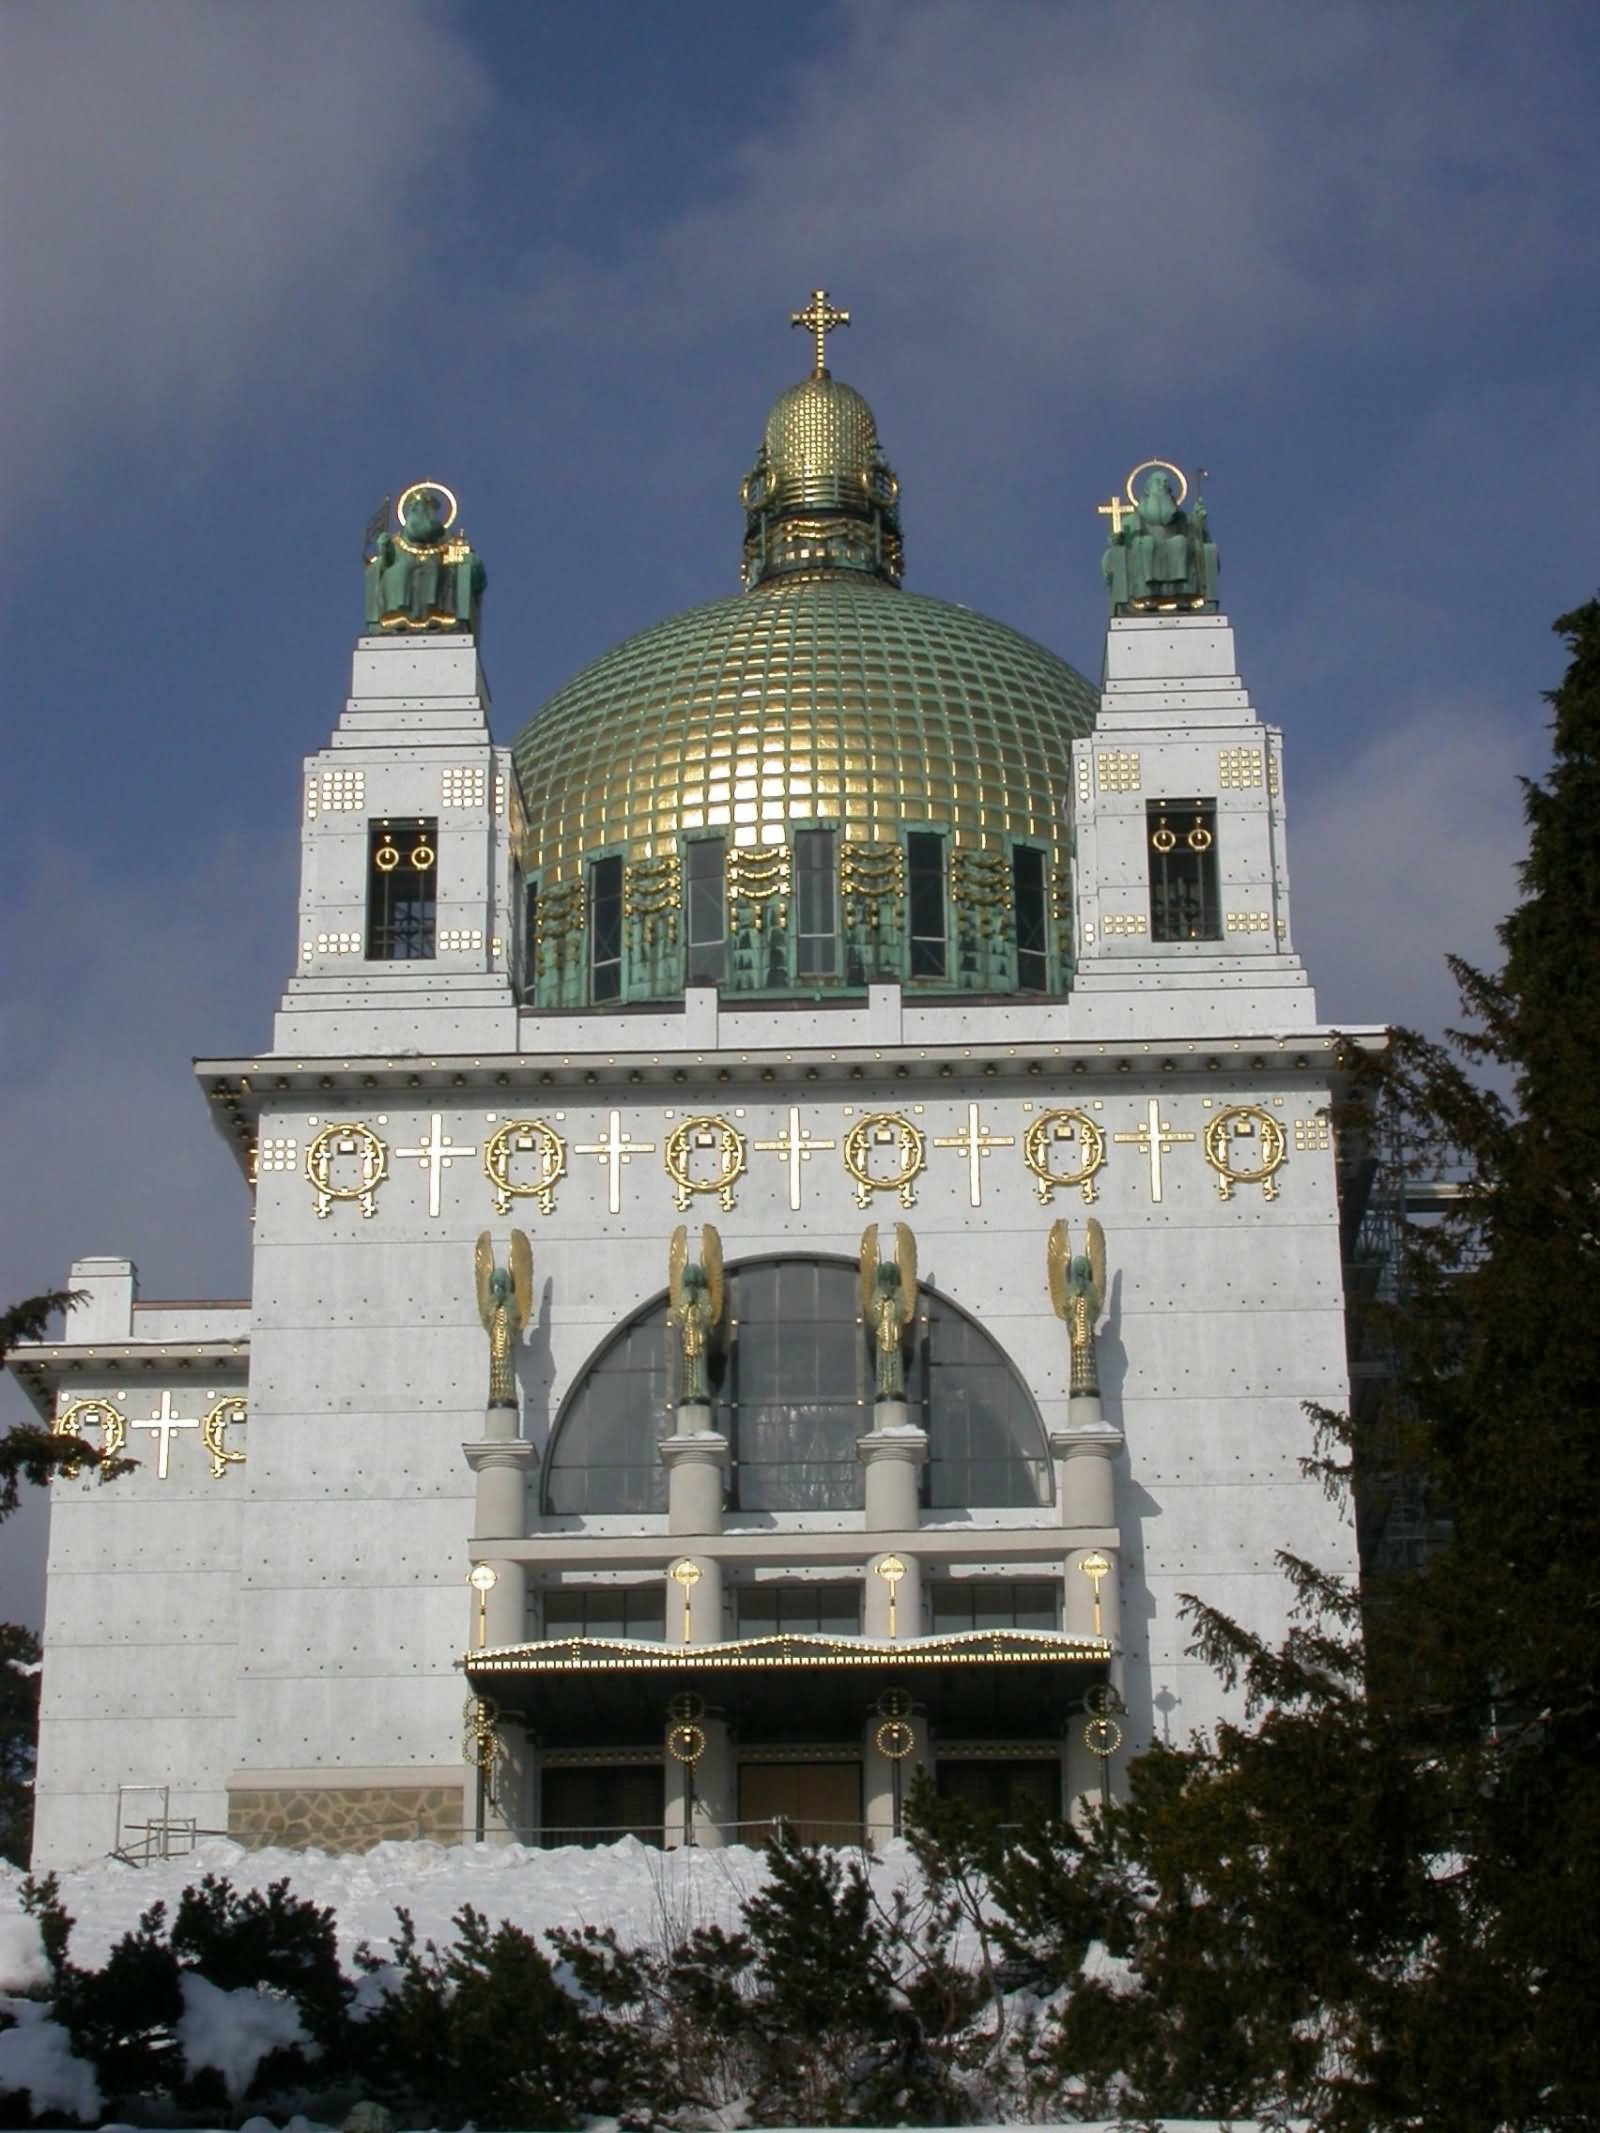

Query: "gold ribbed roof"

xmin=759 ymin=375 xmax=885 ymax=511
xmin=510 ymin=572 xmax=1097 ymax=887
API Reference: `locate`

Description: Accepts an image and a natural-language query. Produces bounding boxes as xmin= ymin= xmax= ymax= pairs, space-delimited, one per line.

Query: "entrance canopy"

xmin=463 ymin=1627 xmax=1111 ymax=1749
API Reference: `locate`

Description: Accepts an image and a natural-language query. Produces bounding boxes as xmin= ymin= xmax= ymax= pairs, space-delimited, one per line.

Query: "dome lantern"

xmin=740 ymin=290 xmax=904 ymax=589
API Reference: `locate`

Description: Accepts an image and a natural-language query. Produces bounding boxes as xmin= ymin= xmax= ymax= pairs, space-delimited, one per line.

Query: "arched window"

xmin=543 ymin=1258 xmax=1052 ymax=1516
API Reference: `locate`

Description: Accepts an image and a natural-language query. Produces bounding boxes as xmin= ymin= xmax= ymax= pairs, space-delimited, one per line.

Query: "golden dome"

xmin=757 ymin=375 xmax=887 ymax=512
xmin=510 ymin=571 xmax=1096 ymax=889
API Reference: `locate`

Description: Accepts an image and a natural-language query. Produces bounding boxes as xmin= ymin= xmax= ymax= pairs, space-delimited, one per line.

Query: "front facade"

xmin=15 ymin=302 xmax=1374 ymax=1866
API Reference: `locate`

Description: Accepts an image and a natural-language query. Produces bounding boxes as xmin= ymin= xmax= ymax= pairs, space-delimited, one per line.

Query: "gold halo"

xmin=1124 ymin=458 xmax=1188 ymax=508
xmin=396 ymin=480 xmax=459 ymax=531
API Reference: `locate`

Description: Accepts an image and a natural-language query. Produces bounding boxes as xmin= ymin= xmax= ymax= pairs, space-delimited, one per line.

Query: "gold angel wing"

xmin=1046 ymin=1219 xmax=1070 ymax=1321
xmin=1085 ymin=1218 xmax=1106 ymax=1317
xmin=700 ymin=1223 xmax=724 ymax=1326
xmin=893 ymin=1221 xmax=918 ymax=1326
xmin=510 ymin=1230 xmax=533 ymax=1330
xmin=474 ymin=1232 xmax=494 ymax=1330
xmin=668 ymin=1223 xmax=689 ymax=1315
xmin=859 ymin=1222 xmax=880 ymax=1324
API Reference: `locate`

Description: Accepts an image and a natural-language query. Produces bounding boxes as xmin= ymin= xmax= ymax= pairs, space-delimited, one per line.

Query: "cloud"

xmin=1290 ymin=696 xmax=1533 ymax=1034
xmin=500 ymin=2 xmax=1592 ymax=402
xmin=0 ymin=0 xmax=489 ymax=504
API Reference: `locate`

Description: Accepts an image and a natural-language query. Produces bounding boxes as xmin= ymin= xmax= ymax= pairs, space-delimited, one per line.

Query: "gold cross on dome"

xmin=1097 ymin=492 xmax=1136 ymax=536
xmin=791 ymin=288 xmax=850 ymax=376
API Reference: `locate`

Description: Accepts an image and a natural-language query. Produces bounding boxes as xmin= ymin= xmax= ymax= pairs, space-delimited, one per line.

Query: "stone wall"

xmin=228 ymin=1783 xmax=464 ymax=1851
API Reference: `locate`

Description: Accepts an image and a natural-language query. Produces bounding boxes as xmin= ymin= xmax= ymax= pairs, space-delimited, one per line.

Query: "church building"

xmin=12 ymin=294 xmax=1375 ymax=1866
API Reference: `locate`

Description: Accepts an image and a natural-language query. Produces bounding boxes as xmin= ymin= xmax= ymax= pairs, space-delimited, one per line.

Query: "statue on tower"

xmin=365 ymin=481 xmax=486 ymax=633
xmin=668 ymin=1224 xmax=725 ymax=1407
xmin=474 ymin=1231 xmax=532 ymax=1409
xmin=1100 ymin=461 xmax=1218 ymax=615
xmin=1047 ymin=1218 xmax=1107 ymax=1398
xmin=859 ymin=1221 xmax=919 ymax=1402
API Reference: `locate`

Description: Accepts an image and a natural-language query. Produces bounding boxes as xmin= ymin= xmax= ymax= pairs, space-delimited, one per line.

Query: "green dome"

xmin=510 ymin=571 xmax=1097 ymax=888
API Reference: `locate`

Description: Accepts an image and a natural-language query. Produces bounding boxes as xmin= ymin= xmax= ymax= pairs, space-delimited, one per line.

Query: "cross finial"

xmin=791 ymin=288 xmax=850 ymax=377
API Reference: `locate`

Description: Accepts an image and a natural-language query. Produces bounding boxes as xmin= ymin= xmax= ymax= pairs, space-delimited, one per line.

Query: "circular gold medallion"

xmin=1023 ymin=1109 xmax=1106 ymax=1205
xmin=1203 ymin=1106 xmax=1287 ymax=1201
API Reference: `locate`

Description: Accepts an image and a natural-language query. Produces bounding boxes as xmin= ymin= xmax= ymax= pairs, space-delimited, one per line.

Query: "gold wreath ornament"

xmin=305 ymin=1122 xmax=388 ymax=1218
xmin=52 ymin=1397 xmax=126 ymax=1477
xmin=1203 ymin=1106 xmax=1288 ymax=1201
xmin=664 ymin=1115 xmax=748 ymax=1211
xmin=484 ymin=1118 xmax=568 ymax=1216
xmin=201 ymin=1396 xmax=247 ymax=1478
xmin=842 ymin=1113 xmax=927 ymax=1208
xmin=1023 ymin=1110 xmax=1106 ymax=1205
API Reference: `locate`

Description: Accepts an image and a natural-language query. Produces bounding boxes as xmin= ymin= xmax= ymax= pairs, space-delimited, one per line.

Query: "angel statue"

xmin=859 ymin=1221 xmax=919 ymax=1402
xmin=1047 ymin=1218 xmax=1107 ymax=1398
xmin=475 ymin=1231 xmax=533 ymax=1409
xmin=667 ymin=1224 xmax=725 ymax=1406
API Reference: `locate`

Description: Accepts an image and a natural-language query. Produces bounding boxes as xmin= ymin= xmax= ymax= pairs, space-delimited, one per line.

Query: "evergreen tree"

xmin=1161 ymin=599 xmax=1600 ymax=2129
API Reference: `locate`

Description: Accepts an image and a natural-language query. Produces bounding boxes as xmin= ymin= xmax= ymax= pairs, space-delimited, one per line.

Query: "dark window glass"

xmin=735 ymin=1583 xmax=861 ymax=1636
xmin=929 ymin=1580 xmax=1059 ymax=1634
xmin=590 ymin=854 xmax=624 ymax=1001
xmin=907 ymin=832 xmax=947 ymax=978
xmin=1148 ymin=799 xmax=1221 ymax=941
xmin=544 ymin=1585 xmax=666 ymax=1641
xmin=794 ymin=829 xmax=838 ymax=976
xmin=543 ymin=1257 xmax=1052 ymax=1516
xmin=365 ymin=817 xmax=437 ymax=960
xmin=520 ymin=876 xmax=538 ymax=999
xmin=1013 ymin=845 xmax=1048 ymax=990
xmin=685 ymin=838 xmax=726 ymax=983
xmin=541 ymin=1765 xmax=663 ymax=1848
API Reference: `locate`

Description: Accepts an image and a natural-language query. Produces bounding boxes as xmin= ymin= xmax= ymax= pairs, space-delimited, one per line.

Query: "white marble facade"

xmin=18 ymin=612 xmax=1375 ymax=1868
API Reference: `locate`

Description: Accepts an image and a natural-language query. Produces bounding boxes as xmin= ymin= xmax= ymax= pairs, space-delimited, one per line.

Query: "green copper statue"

xmin=366 ymin=481 xmax=486 ymax=633
xmin=1101 ymin=463 xmax=1218 ymax=615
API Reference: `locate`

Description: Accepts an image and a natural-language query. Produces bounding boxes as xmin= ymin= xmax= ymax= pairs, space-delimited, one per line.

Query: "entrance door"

xmin=936 ymin=1757 xmax=1061 ymax=1823
xmin=541 ymin=1764 xmax=664 ymax=1848
xmin=739 ymin=1761 xmax=862 ymax=1848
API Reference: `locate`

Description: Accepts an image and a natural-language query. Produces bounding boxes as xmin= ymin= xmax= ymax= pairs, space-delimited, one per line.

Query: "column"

xmin=662 ymin=1547 xmax=730 ymax=1849
xmin=660 ymin=1410 xmax=731 ymax=1536
xmin=857 ymin=1399 xmax=926 ymax=1530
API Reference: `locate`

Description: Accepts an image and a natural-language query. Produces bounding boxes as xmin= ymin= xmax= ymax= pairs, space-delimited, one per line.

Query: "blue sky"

xmin=4 ymin=0 xmax=1598 ymax=1619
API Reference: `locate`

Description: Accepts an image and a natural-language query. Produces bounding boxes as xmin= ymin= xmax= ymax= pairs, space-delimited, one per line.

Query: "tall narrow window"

xmin=684 ymin=837 xmax=726 ymax=984
xmin=366 ymin=817 xmax=437 ymax=959
xmin=1148 ymin=799 xmax=1221 ymax=941
xmin=519 ymin=876 xmax=538 ymax=1000
xmin=1012 ymin=844 xmax=1048 ymax=989
xmin=794 ymin=828 xmax=837 ymax=976
xmin=589 ymin=854 xmax=623 ymax=1001
xmin=907 ymin=832 xmax=947 ymax=978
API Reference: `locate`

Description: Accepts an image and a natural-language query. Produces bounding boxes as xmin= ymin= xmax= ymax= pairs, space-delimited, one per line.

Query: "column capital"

xmin=857 ymin=1426 xmax=929 ymax=1467
xmin=463 ymin=1438 xmax=536 ymax=1475
xmin=660 ymin=1429 xmax=732 ymax=1469
xmin=1050 ymin=1421 xmax=1124 ymax=1459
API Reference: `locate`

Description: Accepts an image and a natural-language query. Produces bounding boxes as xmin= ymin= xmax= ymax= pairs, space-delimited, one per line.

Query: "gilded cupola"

xmin=510 ymin=294 xmax=1098 ymax=1011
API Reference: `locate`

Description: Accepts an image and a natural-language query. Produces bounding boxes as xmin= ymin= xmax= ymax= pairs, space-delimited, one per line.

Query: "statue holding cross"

xmin=1099 ymin=460 xmax=1218 ymax=615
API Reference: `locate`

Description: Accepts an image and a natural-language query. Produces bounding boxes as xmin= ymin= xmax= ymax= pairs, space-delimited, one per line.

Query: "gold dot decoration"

xmin=1022 ymin=1109 xmax=1107 ymax=1205
xmin=484 ymin=1119 xmax=568 ymax=1216
xmin=842 ymin=1113 xmax=927 ymax=1208
xmin=1203 ymin=1106 xmax=1288 ymax=1201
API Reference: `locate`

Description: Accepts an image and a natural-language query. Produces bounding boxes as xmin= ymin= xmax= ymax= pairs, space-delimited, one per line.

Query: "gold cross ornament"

xmin=791 ymin=288 xmax=849 ymax=376
xmin=1097 ymin=493 xmax=1136 ymax=536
